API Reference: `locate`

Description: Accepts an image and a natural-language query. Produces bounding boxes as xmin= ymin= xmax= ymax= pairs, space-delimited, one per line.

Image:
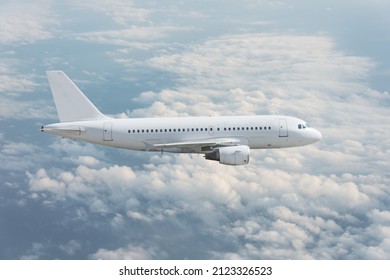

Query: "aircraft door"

xmin=103 ymin=122 xmax=113 ymax=141
xmin=278 ymin=119 xmax=288 ymax=137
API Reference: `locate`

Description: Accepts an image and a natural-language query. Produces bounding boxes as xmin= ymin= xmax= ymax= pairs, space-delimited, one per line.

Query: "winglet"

xmin=46 ymin=71 xmax=108 ymax=122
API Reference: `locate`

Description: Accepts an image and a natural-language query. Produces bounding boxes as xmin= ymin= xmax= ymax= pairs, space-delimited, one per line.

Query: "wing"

xmin=145 ymin=138 xmax=242 ymax=153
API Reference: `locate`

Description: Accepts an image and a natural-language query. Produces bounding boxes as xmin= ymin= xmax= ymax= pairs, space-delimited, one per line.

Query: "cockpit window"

xmin=298 ymin=123 xmax=310 ymax=129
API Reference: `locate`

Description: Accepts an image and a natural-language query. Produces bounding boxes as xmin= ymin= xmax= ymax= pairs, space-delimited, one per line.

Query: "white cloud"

xmin=59 ymin=240 xmax=82 ymax=256
xmin=76 ymin=26 xmax=192 ymax=47
xmin=0 ymin=139 xmax=49 ymax=172
xmin=23 ymin=30 xmax=390 ymax=259
xmin=118 ymin=33 xmax=382 ymax=124
xmin=1 ymin=142 xmax=37 ymax=156
xmin=0 ymin=70 xmax=39 ymax=94
xmin=90 ymin=244 xmax=159 ymax=260
xmin=23 ymin=30 xmax=390 ymax=258
xmin=75 ymin=156 xmax=101 ymax=167
xmin=20 ymin=242 xmax=47 ymax=260
xmin=25 ymin=145 xmax=390 ymax=259
xmin=0 ymin=1 xmax=56 ymax=45
xmin=121 ymin=32 xmax=388 ymax=182
xmin=70 ymin=0 xmax=153 ymax=25
xmin=0 ymin=61 xmax=57 ymax=120
xmin=0 ymin=0 xmax=384 ymax=260
xmin=0 ymin=95 xmax=56 ymax=120
xmin=27 ymin=168 xmax=66 ymax=196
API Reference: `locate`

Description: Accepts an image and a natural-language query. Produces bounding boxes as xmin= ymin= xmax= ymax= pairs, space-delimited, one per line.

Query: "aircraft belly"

xmin=249 ymin=136 xmax=267 ymax=148
xmin=250 ymin=135 xmax=288 ymax=149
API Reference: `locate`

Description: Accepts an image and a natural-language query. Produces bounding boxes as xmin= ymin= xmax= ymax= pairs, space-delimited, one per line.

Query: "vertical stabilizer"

xmin=46 ymin=71 xmax=108 ymax=122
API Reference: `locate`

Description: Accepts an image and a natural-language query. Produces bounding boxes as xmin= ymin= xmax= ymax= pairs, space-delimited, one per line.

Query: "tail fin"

xmin=46 ymin=71 xmax=108 ymax=122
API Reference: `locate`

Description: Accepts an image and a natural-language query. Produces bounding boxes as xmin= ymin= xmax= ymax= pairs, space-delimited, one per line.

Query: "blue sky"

xmin=0 ymin=0 xmax=389 ymax=259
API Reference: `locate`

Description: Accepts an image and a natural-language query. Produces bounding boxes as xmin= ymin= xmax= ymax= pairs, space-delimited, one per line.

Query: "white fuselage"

xmin=43 ymin=115 xmax=322 ymax=153
xmin=42 ymin=71 xmax=322 ymax=165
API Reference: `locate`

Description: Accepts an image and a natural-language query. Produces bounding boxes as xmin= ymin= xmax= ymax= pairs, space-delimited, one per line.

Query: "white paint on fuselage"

xmin=42 ymin=71 xmax=322 ymax=165
xmin=43 ymin=115 xmax=322 ymax=154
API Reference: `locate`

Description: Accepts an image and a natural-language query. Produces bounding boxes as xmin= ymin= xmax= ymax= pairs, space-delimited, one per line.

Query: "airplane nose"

xmin=312 ymin=129 xmax=322 ymax=142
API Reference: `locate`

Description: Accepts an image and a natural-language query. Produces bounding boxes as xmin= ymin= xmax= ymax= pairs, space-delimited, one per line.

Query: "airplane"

xmin=41 ymin=71 xmax=322 ymax=165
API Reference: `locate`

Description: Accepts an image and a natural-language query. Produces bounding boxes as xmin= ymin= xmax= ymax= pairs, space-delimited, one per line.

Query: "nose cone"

xmin=311 ymin=129 xmax=322 ymax=143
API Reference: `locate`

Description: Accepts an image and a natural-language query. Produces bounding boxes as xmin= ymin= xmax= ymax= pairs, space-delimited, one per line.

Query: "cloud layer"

xmin=1 ymin=0 xmax=389 ymax=260
xmin=0 ymin=1 xmax=55 ymax=45
xmin=25 ymin=32 xmax=390 ymax=259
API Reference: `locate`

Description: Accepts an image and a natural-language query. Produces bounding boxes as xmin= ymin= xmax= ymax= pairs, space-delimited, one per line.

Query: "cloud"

xmin=0 ymin=2 xmax=56 ymax=45
xmin=90 ymin=244 xmax=159 ymax=260
xmin=75 ymin=26 xmax=192 ymax=48
xmin=59 ymin=240 xmax=82 ymax=256
xmin=74 ymin=156 xmax=101 ymax=167
xmin=0 ymin=0 xmax=387 ymax=260
xmin=69 ymin=0 xmax=153 ymax=25
xmin=0 ymin=60 xmax=57 ymax=120
xmin=25 ymin=145 xmax=390 ymax=259
xmin=0 ymin=139 xmax=48 ymax=172
xmin=118 ymin=34 xmax=381 ymax=121
xmin=0 ymin=62 xmax=39 ymax=93
xmin=1 ymin=142 xmax=37 ymax=156
xmin=17 ymin=29 xmax=389 ymax=259
xmin=20 ymin=242 xmax=47 ymax=260
xmin=0 ymin=95 xmax=55 ymax=120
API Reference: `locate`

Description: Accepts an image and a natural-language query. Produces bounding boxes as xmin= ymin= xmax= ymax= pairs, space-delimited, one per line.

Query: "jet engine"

xmin=205 ymin=145 xmax=250 ymax=165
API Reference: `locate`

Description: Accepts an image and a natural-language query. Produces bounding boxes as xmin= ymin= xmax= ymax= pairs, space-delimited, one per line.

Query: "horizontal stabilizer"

xmin=41 ymin=125 xmax=86 ymax=133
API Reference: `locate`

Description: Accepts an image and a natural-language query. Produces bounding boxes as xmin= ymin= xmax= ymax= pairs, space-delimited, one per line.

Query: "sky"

xmin=0 ymin=0 xmax=389 ymax=259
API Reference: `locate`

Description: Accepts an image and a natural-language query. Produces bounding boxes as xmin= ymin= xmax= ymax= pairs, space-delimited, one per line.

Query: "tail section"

xmin=46 ymin=71 xmax=108 ymax=122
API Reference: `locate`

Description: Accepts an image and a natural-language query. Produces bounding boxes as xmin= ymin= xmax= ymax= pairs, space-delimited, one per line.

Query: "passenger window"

xmin=298 ymin=124 xmax=302 ymax=129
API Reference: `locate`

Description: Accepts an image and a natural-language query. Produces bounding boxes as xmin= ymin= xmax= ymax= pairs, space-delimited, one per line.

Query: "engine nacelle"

xmin=205 ymin=145 xmax=250 ymax=165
